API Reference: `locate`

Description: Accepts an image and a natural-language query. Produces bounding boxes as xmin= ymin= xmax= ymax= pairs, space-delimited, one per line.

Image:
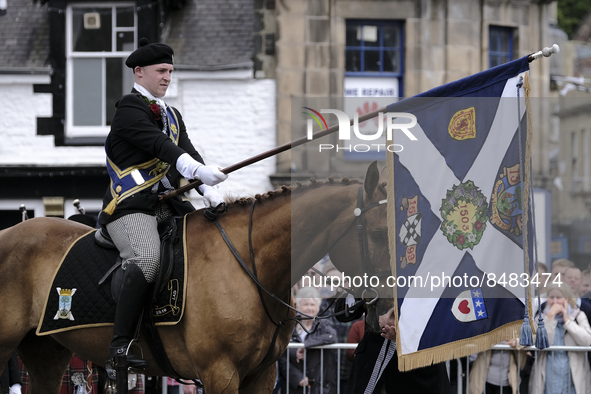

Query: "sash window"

xmin=66 ymin=3 xmax=137 ymax=138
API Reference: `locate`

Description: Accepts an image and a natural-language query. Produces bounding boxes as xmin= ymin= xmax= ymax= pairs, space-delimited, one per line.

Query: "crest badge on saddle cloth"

xmin=54 ymin=287 xmax=77 ymax=321
xmin=36 ymin=218 xmax=188 ymax=336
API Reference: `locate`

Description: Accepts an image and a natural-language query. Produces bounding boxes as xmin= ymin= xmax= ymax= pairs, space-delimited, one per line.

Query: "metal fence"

xmin=157 ymin=343 xmax=591 ymax=393
xmin=278 ymin=343 xmax=591 ymax=394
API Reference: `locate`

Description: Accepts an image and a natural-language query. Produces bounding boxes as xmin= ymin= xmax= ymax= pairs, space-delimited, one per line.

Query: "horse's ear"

xmin=364 ymin=160 xmax=380 ymax=198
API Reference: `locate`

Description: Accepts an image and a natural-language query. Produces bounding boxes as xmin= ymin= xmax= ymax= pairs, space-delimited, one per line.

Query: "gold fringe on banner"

xmin=397 ymin=321 xmax=522 ymax=371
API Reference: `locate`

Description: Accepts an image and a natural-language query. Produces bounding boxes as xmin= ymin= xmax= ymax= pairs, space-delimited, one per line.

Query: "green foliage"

xmin=557 ymin=0 xmax=591 ymax=39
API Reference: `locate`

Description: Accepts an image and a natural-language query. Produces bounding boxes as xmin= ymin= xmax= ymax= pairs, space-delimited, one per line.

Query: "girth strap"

xmin=141 ymin=309 xmax=202 ymax=387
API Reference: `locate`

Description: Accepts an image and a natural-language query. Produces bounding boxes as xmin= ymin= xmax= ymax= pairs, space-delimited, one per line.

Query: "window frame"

xmin=489 ymin=25 xmax=514 ymax=68
xmin=345 ymin=19 xmax=404 ymax=79
xmin=65 ymin=3 xmax=137 ymax=138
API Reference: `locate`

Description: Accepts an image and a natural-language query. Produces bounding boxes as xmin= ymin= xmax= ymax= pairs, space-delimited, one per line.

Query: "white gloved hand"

xmin=199 ymin=184 xmax=225 ymax=209
xmin=195 ymin=164 xmax=228 ymax=186
xmin=9 ymin=384 xmax=22 ymax=394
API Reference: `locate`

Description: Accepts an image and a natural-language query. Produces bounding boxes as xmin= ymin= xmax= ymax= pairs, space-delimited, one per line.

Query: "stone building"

xmin=0 ymin=0 xmax=276 ymax=228
xmin=549 ymin=14 xmax=591 ymax=266
xmin=0 ymin=0 xmax=560 ymax=250
xmin=264 ymin=0 xmax=557 ymax=188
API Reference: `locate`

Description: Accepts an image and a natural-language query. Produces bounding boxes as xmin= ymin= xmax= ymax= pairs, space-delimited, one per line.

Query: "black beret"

xmin=125 ymin=37 xmax=174 ymax=68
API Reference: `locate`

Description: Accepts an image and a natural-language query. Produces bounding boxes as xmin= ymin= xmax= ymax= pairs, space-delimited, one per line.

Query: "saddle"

xmin=95 ymin=217 xmax=179 ymax=302
xmin=95 ymin=217 xmax=189 ymax=383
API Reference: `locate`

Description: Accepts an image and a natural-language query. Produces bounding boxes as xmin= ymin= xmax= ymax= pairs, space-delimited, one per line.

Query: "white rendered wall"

xmin=0 ymin=75 xmax=107 ymax=166
xmin=0 ymin=72 xmax=277 ymax=208
xmin=166 ymin=70 xmax=277 ymax=205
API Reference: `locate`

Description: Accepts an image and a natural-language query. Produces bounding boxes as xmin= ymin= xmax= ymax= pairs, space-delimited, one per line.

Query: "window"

xmin=345 ymin=20 xmax=403 ymax=77
xmin=66 ymin=4 xmax=137 ymax=138
xmin=343 ymin=20 xmax=403 ymax=163
xmin=489 ymin=26 xmax=513 ymax=68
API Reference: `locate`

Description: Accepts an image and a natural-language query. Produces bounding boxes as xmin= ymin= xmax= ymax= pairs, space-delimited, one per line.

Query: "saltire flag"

xmin=385 ymin=55 xmax=535 ymax=370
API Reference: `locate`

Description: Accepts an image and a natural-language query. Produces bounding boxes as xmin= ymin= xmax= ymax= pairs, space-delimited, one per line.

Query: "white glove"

xmin=199 ymin=184 xmax=225 ymax=209
xmin=195 ymin=164 xmax=228 ymax=186
xmin=176 ymin=154 xmax=228 ymax=186
xmin=9 ymin=384 xmax=22 ymax=394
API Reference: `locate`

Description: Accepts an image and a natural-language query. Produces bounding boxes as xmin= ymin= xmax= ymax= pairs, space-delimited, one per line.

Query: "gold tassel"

xmin=104 ymin=198 xmax=118 ymax=215
xmin=522 ymin=70 xmax=535 ymax=333
xmin=523 ymin=71 xmax=531 ymax=98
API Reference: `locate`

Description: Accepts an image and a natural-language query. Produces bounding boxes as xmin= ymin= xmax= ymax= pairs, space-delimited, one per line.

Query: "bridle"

xmin=352 ymin=185 xmax=389 ymax=278
xmin=325 ymin=185 xmax=389 ymax=274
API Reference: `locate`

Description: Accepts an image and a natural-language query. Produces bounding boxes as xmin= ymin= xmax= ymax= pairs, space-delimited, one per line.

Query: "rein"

xmin=211 ymin=185 xmax=386 ymax=386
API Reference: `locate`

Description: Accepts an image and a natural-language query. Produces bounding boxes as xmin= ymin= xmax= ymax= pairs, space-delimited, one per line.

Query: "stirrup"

xmin=106 ymin=341 xmax=148 ymax=371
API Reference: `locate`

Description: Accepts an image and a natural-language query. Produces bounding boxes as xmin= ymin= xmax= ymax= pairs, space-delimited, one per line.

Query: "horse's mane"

xmin=225 ymin=176 xmax=363 ymax=206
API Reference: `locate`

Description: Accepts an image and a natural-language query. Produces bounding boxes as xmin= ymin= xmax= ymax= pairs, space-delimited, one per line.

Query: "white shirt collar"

xmin=134 ymin=83 xmax=166 ymax=108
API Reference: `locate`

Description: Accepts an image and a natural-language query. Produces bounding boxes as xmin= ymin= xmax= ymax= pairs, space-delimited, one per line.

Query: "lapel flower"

xmin=141 ymin=95 xmax=161 ymax=121
xmin=149 ymin=103 xmax=161 ymax=120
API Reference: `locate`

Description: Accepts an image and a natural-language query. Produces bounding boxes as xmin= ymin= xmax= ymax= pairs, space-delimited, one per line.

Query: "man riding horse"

xmin=98 ymin=38 xmax=228 ymax=370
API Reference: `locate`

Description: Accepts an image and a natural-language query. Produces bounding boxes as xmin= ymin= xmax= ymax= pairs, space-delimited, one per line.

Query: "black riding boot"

xmin=107 ymin=263 xmax=150 ymax=370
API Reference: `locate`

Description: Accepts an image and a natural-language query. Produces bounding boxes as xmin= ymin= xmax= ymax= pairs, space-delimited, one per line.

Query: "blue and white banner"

xmin=385 ymin=56 xmax=534 ymax=369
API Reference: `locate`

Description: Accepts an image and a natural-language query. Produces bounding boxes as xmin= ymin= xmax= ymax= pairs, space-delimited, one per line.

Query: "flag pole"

xmin=160 ymin=44 xmax=559 ymax=201
xmin=159 ymin=106 xmax=387 ymax=201
xmin=528 ymin=44 xmax=559 ymax=62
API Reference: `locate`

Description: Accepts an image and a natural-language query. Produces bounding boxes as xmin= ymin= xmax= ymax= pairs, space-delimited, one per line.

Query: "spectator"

xmin=293 ymin=269 xmax=322 ymax=299
xmin=339 ymin=304 xmax=450 ymax=394
xmin=166 ymin=377 xmax=181 ymax=394
xmin=16 ymin=358 xmax=27 ymax=393
xmin=550 ymin=259 xmax=575 ymax=284
xmin=346 ymin=319 xmax=365 ymax=363
xmin=531 ymin=262 xmax=549 ymax=314
xmin=562 ymin=267 xmax=591 ymax=327
xmin=278 ymin=287 xmax=338 ymax=394
xmin=468 ymin=339 xmax=525 ymax=394
xmin=60 ymin=356 xmax=100 ymax=394
xmin=181 ymin=384 xmax=204 ymax=394
xmin=319 ymin=265 xmax=362 ymax=392
xmin=319 ymin=263 xmax=339 ymax=299
xmin=565 ymin=267 xmax=583 ymax=294
xmin=521 ymin=263 xmax=550 ymax=394
xmin=535 ymin=262 xmax=549 ymax=296
xmin=529 ymin=284 xmax=591 ymax=394
xmin=580 ymin=269 xmax=591 ymax=297
xmin=1 ymin=353 xmax=21 ymax=394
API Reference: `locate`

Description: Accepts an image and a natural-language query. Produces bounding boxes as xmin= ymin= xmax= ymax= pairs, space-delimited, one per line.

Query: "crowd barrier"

xmin=154 ymin=343 xmax=591 ymax=393
xmin=280 ymin=343 xmax=591 ymax=394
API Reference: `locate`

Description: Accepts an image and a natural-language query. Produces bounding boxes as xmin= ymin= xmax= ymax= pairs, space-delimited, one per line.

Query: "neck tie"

xmin=159 ymin=103 xmax=168 ymax=134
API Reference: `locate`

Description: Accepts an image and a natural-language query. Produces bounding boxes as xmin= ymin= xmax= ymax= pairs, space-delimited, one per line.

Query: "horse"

xmin=0 ymin=161 xmax=391 ymax=393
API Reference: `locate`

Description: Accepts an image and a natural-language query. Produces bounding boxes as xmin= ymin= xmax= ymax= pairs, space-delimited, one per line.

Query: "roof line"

xmin=0 ymin=67 xmax=52 ymax=75
xmin=173 ymin=62 xmax=253 ymax=72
